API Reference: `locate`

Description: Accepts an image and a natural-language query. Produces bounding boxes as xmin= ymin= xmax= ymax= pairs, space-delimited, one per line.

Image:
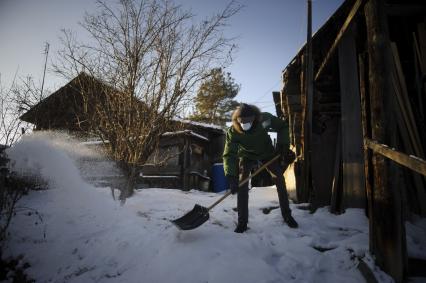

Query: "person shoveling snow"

xmin=223 ymin=103 xmax=298 ymax=233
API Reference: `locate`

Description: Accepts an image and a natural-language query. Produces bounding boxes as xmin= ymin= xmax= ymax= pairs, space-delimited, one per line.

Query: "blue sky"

xmin=0 ymin=0 xmax=344 ymax=115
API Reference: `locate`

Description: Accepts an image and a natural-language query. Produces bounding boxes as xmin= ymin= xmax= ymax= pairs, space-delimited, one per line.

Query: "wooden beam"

xmin=365 ymin=0 xmax=406 ymax=280
xmin=315 ymin=0 xmax=363 ymax=81
xmin=365 ymin=139 xmax=426 ymax=177
xmin=385 ymin=4 xmax=426 ymax=16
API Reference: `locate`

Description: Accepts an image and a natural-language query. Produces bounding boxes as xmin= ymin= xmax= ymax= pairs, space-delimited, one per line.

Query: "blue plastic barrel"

xmin=212 ymin=163 xmax=228 ymax=193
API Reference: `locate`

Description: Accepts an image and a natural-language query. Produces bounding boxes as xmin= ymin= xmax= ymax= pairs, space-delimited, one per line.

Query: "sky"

xmin=0 ymin=0 xmax=344 ymax=115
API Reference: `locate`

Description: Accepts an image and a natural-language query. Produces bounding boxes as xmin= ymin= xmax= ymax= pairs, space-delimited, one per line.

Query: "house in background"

xmin=20 ymin=73 xmax=226 ymax=191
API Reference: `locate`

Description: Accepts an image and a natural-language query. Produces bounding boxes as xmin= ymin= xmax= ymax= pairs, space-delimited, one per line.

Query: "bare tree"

xmin=53 ymin=0 xmax=240 ymax=200
xmin=0 ymin=73 xmax=49 ymax=146
xmin=0 ymin=74 xmax=46 ymax=243
xmin=1 ymin=77 xmax=26 ymax=146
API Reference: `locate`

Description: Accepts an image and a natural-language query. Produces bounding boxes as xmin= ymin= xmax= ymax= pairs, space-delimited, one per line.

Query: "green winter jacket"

xmin=223 ymin=112 xmax=290 ymax=177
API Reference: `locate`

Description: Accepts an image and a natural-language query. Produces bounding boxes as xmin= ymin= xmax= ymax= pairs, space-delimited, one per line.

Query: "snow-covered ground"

xmin=3 ymin=132 xmax=425 ymax=283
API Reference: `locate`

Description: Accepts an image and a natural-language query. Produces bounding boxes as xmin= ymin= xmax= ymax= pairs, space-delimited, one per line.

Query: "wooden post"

xmin=338 ymin=24 xmax=366 ymax=209
xmin=364 ymin=0 xmax=406 ymax=281
xmin=330 ymin=122 xmax=342 ymax=213
xmin=182 ymin=137 xmax=190 ymax=191
xmin=358 ymin=54 xmax=375 ymax=251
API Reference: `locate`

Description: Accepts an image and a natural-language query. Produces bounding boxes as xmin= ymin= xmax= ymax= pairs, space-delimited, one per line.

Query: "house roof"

xmin=20 ymin=72 xmax=114 ymax=130
xmin=20 ymin=72 xmax=150 ymax=131
xmin=21 ymin=72 xmax=225 ymax=135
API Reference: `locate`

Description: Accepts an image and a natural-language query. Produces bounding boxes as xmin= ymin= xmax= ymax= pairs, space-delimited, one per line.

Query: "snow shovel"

xmin=171 ymin=154 xmax=281 ymax=230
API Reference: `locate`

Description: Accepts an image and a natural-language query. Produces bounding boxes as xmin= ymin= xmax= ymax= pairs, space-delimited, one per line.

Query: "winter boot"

xmin=283 ymin=213 xmax=298 ymax=228
xmin=234 ymin=223 xmax=248 ymax=233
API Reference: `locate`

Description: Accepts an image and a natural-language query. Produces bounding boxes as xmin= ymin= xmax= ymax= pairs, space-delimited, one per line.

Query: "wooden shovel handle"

xmin=207 ymin=155 xmax=281 ymax=211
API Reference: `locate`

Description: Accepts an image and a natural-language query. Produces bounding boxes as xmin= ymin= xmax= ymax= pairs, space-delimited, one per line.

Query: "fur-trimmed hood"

xmin=231 ymin=103 xmax=261 ymax=133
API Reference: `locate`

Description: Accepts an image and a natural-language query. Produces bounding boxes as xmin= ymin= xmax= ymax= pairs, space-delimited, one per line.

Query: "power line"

xmin=250 ymin=80 xmax=281 ymax=104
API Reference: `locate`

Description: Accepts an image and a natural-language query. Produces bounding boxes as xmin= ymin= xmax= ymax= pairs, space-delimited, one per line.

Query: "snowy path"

xmin=7 ymin=186 xmax=378 ymax=283
xmin=3 ymin=133 xmax=395 ymax=283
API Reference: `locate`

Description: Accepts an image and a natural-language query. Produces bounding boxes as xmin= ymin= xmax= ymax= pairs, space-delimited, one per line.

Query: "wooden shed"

xmin=275 ymin=0 xmax=426 ymax=281
xmin=140 ymin=121 xmax=225 ymax=191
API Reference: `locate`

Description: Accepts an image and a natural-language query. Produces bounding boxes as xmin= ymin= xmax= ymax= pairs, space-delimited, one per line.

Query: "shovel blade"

xmin=171 ymin=204 xmax=209 ymax=230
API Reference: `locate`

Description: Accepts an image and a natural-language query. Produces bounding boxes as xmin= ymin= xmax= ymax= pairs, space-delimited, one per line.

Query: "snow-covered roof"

xmin=162 ymin=130 xmax=209 ymax=141
xmin=173 ymin=118 xmax=225 ymax=132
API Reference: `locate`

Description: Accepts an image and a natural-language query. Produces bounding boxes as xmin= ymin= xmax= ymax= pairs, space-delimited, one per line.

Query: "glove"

xmin=282 ymin=148 xmax=296 ymax=165
xmin=275 ymin=145 xmax=296 ymax=167
xmin=227 ymin=176 xmax=239 ymax=194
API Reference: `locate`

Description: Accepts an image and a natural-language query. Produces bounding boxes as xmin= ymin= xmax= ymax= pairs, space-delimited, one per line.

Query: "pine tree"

xmin=191 ymin=68 xmax=240 ymax=126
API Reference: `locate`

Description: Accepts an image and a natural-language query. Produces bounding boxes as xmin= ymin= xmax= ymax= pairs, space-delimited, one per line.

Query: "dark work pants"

xmin=237 ymin=158 xmax=291 ymax=225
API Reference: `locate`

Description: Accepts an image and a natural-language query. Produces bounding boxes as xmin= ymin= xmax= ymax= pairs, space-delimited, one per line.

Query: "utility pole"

xmin=40 ymin=42 xmax=49 ymax=101
xmin=304 ymin=0 xmax=315 ymax=208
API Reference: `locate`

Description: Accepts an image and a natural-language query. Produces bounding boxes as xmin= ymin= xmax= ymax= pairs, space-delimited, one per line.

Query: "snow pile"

xmin=7 ymin=132 xmax=88 ymax=190
xmin=2 ymin=132 xmax=413 ymax=282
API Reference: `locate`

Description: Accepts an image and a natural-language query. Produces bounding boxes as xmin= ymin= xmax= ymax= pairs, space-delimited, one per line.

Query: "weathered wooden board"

xmin=338 ymin=24 xmax=366 ymax=209
xmin=365 ymin=139 xmax=426 ymax=177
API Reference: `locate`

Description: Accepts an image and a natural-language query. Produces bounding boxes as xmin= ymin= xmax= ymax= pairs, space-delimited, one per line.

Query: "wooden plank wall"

xmin=337 ymin=24 xmax=366 ymax=208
